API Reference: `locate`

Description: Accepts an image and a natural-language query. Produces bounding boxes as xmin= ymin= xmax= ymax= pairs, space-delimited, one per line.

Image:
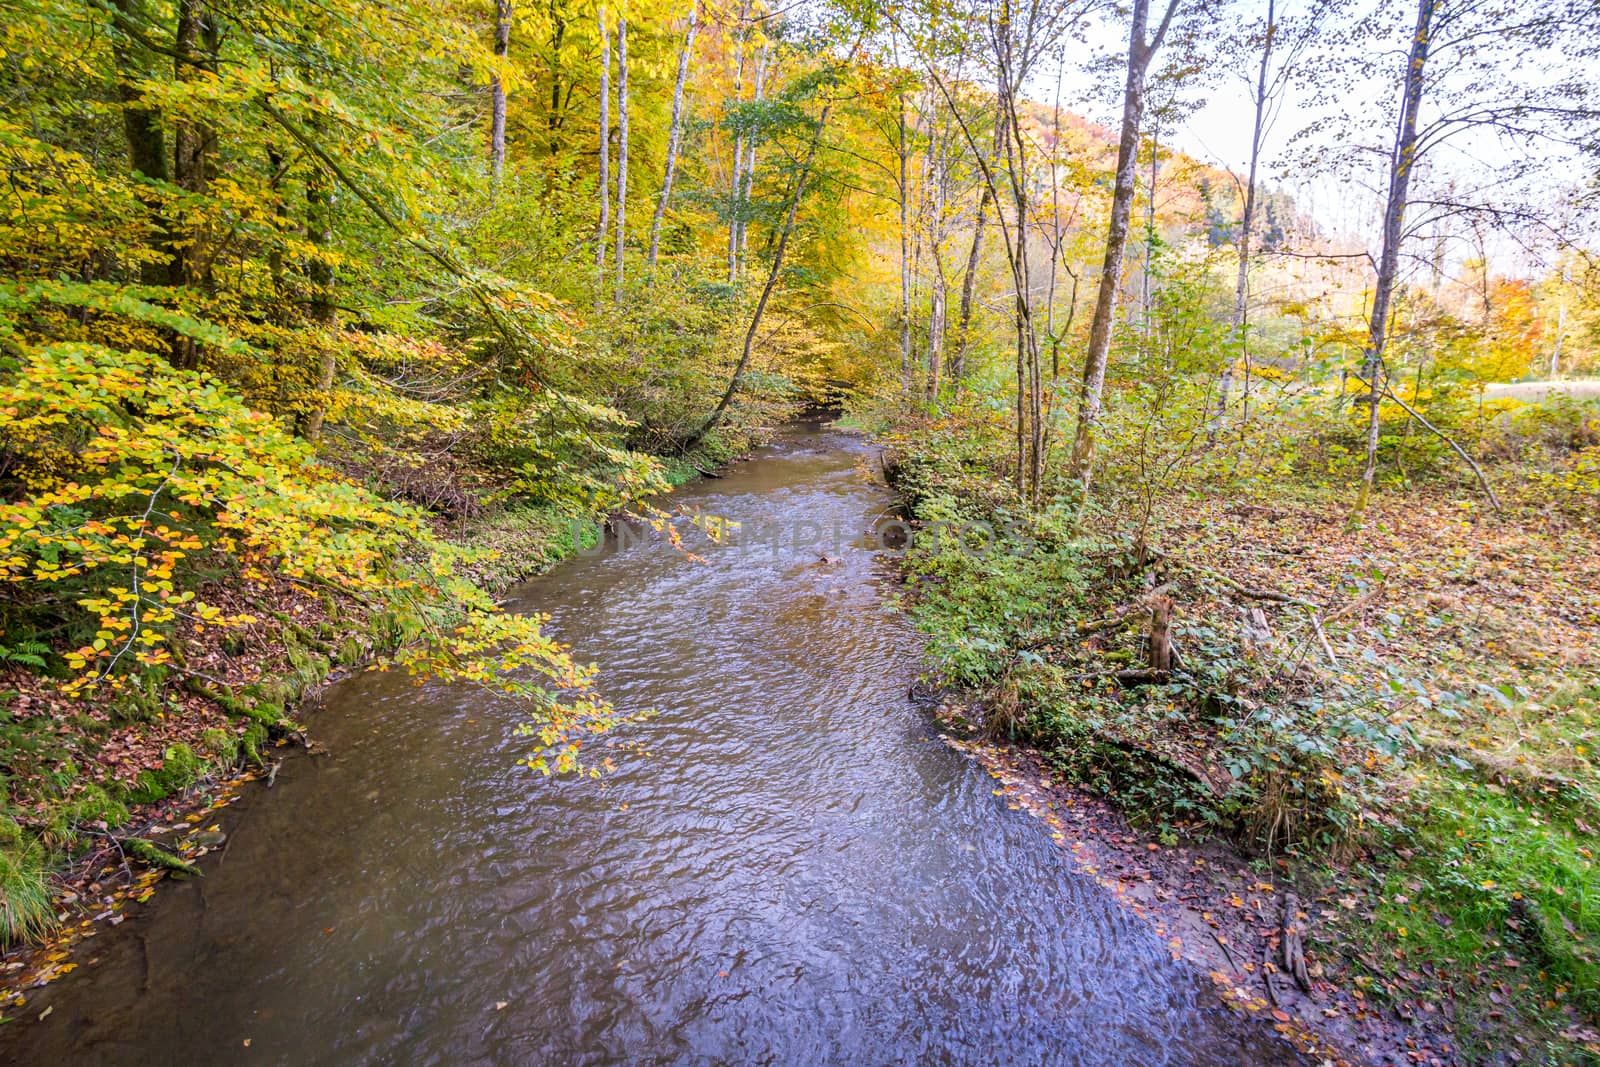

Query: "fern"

xmin=0 ymin=641 xmax=49 ymax=670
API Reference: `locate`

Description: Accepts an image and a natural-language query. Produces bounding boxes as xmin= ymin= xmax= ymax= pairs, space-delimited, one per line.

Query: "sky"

xmin=1020 ymin=0 xmax=1595 ymax=273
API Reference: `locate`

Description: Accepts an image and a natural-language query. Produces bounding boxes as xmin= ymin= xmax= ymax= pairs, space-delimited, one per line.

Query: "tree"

xmin=950 ymin=93 xmax=1003 ymax=383
xmin=689 ymin=63 xmax=846 ymax=445
xmin=1342 ymin=0 xmax=1600 ymax=513
xmin=614 ymin=5 xmax=630 ymax=300
xmin=596 ymin=1 xmax=611 ymax=270
xmin=107 ymin=0 xmax=174 ymax=289
xmin=648 ymin=0 xmax=699 ymax=266
xmin=898 ymin=88 xmax=913 ymax=383
xmin=1068 ymin=0 xmax=1188 ymax=495
xmin=1211 ymin=0 xmax=1330 ymax=439
xmin=734 ymin=40 xmax=769 ymax=280
xmin=490 ymin=0 xmax=513 ymax=184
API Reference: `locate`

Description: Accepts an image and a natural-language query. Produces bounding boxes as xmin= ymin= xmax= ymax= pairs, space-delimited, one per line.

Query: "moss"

xmin=243 ymin=677 xmax=290 ymax=708
xmin=123 ymin=837 xmax=200 ymax=877
xmin=201 ymin=727 xmax=240 ymax=765
xmin=240 ymin=721 xmax=269 ymax=766
xmin=60 ymin=783 xmax=129 ymax=828
xmin=336 ymin=634 xmax=365 ymax=666
xmin=124 ymin=742 xmax=207 ymax=805
xmin=107 ymin=668 xmax=170 ymax=724
xmin=457 ymin=504 xmax=584 ymax=593
xmin=235 ymin=697 xmax=285 ymax=726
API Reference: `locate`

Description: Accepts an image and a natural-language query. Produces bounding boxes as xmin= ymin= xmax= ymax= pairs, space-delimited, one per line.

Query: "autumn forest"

xmin=1 ymin=0 xmax=1599 ymax=1060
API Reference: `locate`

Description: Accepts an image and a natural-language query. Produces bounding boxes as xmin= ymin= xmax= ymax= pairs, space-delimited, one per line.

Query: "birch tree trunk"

xmin=899 ymin=93 xmax=913 ymax=384
xmin=614 ymin=9 xmax=629 ymax=301
xmin=726 ymin=1 xmax=749 ymax=283
xmin=595 ymin=2 xmax=610 ymax=271
xmin=927 ymin=129 xmax=948 ymax=400
xmin=735 ymin=44 xmax=766 ymax=279
xmin=1354 ymin=0 xmax=1435 ymax=514
xmin=1068 ymin=0 xmax=1183 ymax=493
xmin=490 ymin=0 xmax=512 ymax=185
xmin=648 ymin=0 xmax=699 ymax=267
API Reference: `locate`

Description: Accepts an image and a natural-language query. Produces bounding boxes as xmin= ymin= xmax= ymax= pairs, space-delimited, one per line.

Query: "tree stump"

xmin=1148 ymin=594 xmax=1173 ymax=676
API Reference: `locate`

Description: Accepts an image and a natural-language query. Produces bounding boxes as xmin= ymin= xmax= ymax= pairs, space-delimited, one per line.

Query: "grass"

xmin=0 ymin=819 xmax=52 ymax=946
xmin=1343 ymin=770 xmax=1599 ymax=1055
xmin=1484 ymin=379 xmax=1600 ymax=402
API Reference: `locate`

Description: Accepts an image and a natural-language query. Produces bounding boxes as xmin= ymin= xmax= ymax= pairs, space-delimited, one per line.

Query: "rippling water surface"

xmin=2 ymin=425 xmax=1302 ymax=1065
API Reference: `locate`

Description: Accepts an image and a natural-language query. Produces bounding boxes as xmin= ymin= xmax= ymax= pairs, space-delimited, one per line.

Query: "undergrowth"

xmin=877 ymin=388 xmax=1600 ymax=1058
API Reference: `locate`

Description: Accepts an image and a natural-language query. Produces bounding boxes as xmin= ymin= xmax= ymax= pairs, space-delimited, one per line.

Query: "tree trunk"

xmin=734 ymin=44 xmax=766 ymax=279
xmin=688 ymin=98 xmax=835 ymax=447
xmin=927 ymin=139 xmax=948 ymax=401
xmin=109 ymin=0 xmax=174 ymax=288
xmin=595 ymin=2 xmax=610 ymax=271
xmin=1213 ymin=0 xmax=1274 ymax=441
xmin=1355 ymin=0 xmax=1435 ymax=514
xmin=726 ymin=1 xmax=750 ymax=284
xmin=613 ymin=9 xmax=629 ymax=302
xmin=1148 ymin=594 xmax=1173 ymax=675
xmin=547 ymin=3 xmax=566 ymax=155
xmin=303 ymin=154 xmax=337 ymax=443
xmin=899 ymin=93 xmax=913 ymax=385
xmin=1069 ymin=0 xmax=1181 ymax=494
xmin=951 ymin=96 xmax=1005 ymax=383
xmin=1140 ymin=118 xmax=1159 ymax=346
xmin=1550 ymin=259 xmax=1569 ymax=377
xmin=647 ymin=0 xmax=698 ymax=267
xmin=171 ymin=0 xmax=220 ymax=369
xmin=490 ymin=0 xmax=512 ymax=185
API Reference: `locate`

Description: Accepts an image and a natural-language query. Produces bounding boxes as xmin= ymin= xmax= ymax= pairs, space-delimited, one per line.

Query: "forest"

xmin=1 ymin=0 xmax=1598 ymax=1060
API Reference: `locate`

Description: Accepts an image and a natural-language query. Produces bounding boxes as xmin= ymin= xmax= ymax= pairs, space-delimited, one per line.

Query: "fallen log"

xmin=1200 ymin=567 xmax=1318 ymax=609
xmin=1281 ymin=891 xmax=1313 ymax=993
xmin=124 ymin=837 xmax=201 ymax=878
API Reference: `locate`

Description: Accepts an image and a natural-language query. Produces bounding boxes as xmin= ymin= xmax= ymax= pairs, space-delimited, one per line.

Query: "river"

xmin=1 ymin=424 xmax=1302 ymax=1065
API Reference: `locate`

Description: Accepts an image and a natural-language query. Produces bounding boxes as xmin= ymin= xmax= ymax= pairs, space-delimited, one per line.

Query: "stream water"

xmin=2 ymin=424 xmax=1302 ymax=1066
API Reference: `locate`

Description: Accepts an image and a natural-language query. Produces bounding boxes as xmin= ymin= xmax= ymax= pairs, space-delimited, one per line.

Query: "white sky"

xmin=1023 ymin=0 xmax=1594 ymax=274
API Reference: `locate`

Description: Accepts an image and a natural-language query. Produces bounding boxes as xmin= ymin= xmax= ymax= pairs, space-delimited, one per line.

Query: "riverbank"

xmin=881 ymin=408 xmax=1599 ymax=1064
xmin=0 ymin=429 xmax=755 ymax=1003
xmin=0 ymin=423 xmax=1319 ymax=1064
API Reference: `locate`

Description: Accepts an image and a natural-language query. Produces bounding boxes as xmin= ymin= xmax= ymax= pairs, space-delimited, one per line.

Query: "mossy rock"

xmin=243 ymin=678 xmax=291 ymax=707
xmin=239 ymin=699 xmax=286 ymax=726
xmin=336 ymin=635 xmax=365 ymax=666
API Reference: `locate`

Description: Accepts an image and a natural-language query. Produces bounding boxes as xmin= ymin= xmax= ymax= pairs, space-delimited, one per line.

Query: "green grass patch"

xmin=0 ymin=817 xmax=52 ymax=946
xmin=1347 ymin=770 xmax=1598 ymax=1053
